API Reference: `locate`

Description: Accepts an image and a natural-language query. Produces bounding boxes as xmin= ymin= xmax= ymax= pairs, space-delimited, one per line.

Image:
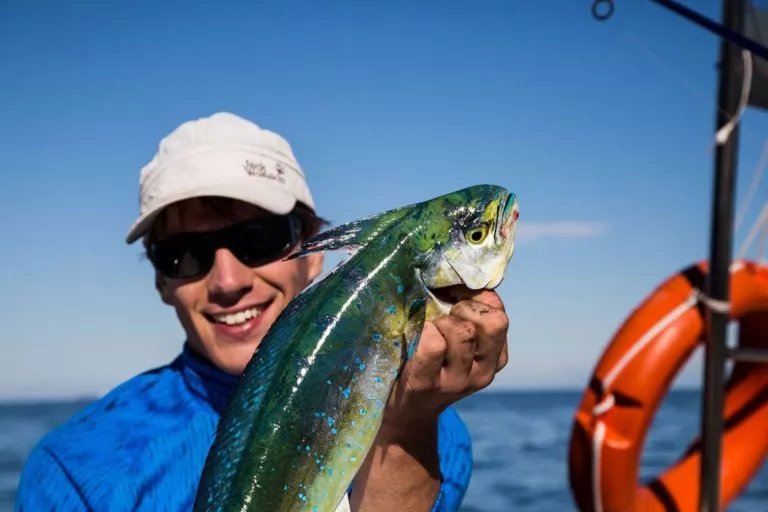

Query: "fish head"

xmin=416 ymin=184 xmax=519 ymax=315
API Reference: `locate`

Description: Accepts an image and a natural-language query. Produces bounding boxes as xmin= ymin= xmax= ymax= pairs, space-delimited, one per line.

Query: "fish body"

xmin=194 ymin=184 xmax=520 ymax=512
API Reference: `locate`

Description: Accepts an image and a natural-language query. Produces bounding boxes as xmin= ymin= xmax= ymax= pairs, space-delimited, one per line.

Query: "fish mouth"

xmin=417 ymin=269 xmax=472 ymax=313
xmin=495 ymin=191 xmax=514 ymax=243
xmin=430 ymin=284 xmax=473 ymax=304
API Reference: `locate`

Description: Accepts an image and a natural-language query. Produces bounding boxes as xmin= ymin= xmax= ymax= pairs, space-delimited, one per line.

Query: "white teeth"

xmin=213 ymin=307 xmax=261 ymax=326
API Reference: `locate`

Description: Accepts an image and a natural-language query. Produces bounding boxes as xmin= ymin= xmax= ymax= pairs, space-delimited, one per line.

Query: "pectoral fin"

xmin=403 ymin=297 xmax=427 ymax=362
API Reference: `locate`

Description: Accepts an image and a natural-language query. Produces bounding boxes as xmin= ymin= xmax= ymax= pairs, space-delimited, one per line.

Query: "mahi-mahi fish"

xmin=194 ymin=184 xmax=520 ymax=512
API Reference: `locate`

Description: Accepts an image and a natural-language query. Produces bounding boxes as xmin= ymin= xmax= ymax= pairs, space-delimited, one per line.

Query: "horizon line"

xmin=0 ymin=384 xmax=704 ymax=406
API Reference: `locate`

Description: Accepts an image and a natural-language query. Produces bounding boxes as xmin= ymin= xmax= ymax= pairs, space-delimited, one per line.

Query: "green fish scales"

xmin=195 ymin=184 xmax=519 ymax=512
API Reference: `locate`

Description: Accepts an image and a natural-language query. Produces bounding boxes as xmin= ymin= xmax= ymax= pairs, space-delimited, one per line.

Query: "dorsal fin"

xmin=285 ymin=203 xmax=416 ymax=260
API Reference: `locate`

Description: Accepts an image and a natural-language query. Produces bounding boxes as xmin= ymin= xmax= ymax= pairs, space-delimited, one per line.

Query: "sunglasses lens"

xmin=148 ymin=215 xmax=301 ymax=279
xmin=231 ymin=216 xmax=299 ymax=266
xmin=150 ymin=237 xmax=211 ymax=279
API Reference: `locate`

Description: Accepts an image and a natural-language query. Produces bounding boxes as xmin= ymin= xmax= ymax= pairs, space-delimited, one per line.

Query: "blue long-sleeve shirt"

xmin=14 ymin=343 xmax=473 ymax=511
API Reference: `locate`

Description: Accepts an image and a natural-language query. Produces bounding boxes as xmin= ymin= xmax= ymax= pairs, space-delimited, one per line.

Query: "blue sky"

xmin=3 ymin=0 xmax=768 ymax=399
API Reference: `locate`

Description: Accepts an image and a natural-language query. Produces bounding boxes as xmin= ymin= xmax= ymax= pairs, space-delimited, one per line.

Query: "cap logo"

xmin=243 ymin=159 xmax=286 ymax=184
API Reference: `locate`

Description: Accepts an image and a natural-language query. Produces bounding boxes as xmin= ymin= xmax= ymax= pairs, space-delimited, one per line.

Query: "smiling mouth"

xmin=204 ymin=302 xmax=271 ymax=327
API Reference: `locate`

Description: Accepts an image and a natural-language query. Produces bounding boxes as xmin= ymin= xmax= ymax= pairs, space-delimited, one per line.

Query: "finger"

xmin=401 ymin=321 xmax=447 ymax=387
xmin=496 ymin=338 xmax=509 ymax=372
xmin=433 ymin=316 xmax=476 ymax=392
xmin=450 ymin=301 xmax=508 ymax=363
xmin=448 ymin=288 xmax=506 ymax=312
xmin=469 ymin=290 xmax=505 ymax=312
xmin=467 ymin=335 xmax=507 ymax=391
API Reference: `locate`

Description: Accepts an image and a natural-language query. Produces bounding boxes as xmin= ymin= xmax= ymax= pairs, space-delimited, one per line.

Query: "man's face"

xmin=149 ymin=198 xmax=324 ymax=375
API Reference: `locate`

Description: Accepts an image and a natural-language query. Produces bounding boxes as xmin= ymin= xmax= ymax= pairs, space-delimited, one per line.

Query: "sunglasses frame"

xmin=146 ymin=213 xmax=304 ymax=280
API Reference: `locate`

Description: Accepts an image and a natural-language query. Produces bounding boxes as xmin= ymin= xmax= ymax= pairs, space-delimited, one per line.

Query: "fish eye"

xmin=465 ymin=223 xmax=490 ymax=245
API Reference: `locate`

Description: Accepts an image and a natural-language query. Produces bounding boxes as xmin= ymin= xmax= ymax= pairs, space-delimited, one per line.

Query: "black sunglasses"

xmin=146 ymin=214 xmax=303 ymax=280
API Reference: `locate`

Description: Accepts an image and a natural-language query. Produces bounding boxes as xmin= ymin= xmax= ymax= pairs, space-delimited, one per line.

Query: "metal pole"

xmin=699 ymin=0 xmax=745 ymax=510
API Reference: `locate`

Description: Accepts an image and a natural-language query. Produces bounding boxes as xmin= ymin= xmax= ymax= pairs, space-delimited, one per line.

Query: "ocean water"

xmin=2 ymin=389 xmax=767 ymax=511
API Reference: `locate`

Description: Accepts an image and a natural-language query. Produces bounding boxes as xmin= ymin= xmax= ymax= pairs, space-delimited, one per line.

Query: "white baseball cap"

xmin=125 ymin=112 xmax=316 ymax=244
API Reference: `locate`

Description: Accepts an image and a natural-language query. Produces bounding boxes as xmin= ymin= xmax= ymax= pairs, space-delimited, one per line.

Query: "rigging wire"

xmin=735 ymin=139 xmax=768 ymax=231
xmin=590 ymin=1 xmax=768 ymax=261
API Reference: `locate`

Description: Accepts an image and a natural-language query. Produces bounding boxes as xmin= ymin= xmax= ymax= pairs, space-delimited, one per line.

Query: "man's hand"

xmin=350 ymin=289 xmax=509 ymax=512
xmin=383 ymin=288 xmax=510 ymax=432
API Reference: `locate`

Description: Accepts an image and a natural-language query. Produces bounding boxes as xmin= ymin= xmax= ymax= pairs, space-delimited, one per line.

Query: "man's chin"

xmin=213 ymin=339 xmax=265 ymax=375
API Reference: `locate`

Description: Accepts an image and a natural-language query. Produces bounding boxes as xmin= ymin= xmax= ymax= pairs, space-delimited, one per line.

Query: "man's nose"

xmin=207 ymin=249 xmax=253 ymax=306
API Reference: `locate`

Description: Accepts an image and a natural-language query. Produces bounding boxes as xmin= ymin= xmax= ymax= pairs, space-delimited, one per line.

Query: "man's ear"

xmin=305 ymin=252 xmax=324 ymax=285
xmin=155 ymin=271 xmax=174 ymax=305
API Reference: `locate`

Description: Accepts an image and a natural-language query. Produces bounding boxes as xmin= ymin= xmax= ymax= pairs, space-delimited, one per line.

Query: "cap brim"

xmin=125 ymin=179 xmax=297 ymax=244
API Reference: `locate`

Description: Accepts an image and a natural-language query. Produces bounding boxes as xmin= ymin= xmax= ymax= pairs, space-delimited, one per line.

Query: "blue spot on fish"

xmin=327 ymin=417 xmax=336 ymax=426
xmin=358 ymin=362 xmax=366 ymax=371
xmin=372 ymin=332 xmax=382 ymax=343
xmin=397 ymin=283 xmax=405 ymax=294
xmin=342 ymin=388 xmax=351 ymax=399
xmin=407 ymin=340 xmax=417 ymax=360
xmin=331 ymin=428 xmax=337 ymax=434
xmin=375 ymin=376 xmax=382 ymax=384
xmin=359 ymin=408 xmax=367 ymax=415
xmin=387 ymin=305 xmax=396 ymax=314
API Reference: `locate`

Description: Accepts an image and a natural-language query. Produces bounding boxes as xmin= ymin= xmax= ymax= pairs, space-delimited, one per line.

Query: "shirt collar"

xmin=177 ymin=342 xmax=240 ymax=413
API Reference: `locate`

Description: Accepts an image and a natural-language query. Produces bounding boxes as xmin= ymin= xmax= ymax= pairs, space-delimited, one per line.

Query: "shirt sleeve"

xmin=432 ymin=406 xmax=474 ymax=512
xmin=14 ymin=444 xmax=90 ymax=512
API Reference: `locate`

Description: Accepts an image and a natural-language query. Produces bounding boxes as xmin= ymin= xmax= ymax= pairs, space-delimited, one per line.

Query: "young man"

xmin=14 ymin=112 xmax=510 ymax=512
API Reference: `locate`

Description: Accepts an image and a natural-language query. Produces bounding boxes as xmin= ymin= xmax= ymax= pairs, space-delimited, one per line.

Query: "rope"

xmin=714 ymin=49 xmax=753 ymax=147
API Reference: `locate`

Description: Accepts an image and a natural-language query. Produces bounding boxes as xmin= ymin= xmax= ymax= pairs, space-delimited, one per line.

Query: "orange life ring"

xmin=568 ymin=259 xmax=768 ymax=512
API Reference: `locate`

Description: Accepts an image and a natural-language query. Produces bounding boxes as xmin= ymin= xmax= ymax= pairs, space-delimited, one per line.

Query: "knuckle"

xmin=472 ymin=371 xmax=495 ymax=390
xmin=484 ymin=311 xmax=509 ymax=336
xmin=449 ymin=299 xmax=473 ymax=315
xmin=497 ymin=351 xmax=509 ymax=371
xmin=433 ymin=315 xmax=458 ymax=333
xmin=448 ymin=375 xmax=471 ymax=395
xmin=440 ymin=316 xmax=477 ymax=344
xmin=423 ymin=334 xmax=448 ymax=358
xmin=459 ymin=321 xmax=477 ymax=342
